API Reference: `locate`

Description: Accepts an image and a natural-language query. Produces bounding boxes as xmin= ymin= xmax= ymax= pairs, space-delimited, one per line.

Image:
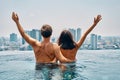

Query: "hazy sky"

xmin=0 ymin=0 xmax=120 ymax=38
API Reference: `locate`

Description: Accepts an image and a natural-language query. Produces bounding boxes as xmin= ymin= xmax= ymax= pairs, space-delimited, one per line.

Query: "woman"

xmin=58 ymin=15 xmax=102 ymax=61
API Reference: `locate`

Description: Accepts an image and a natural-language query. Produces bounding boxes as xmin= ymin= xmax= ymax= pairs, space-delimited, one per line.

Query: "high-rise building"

xmin=22 ymin=29 xmax=42 ymax=45
xmin=90 ymin=34 xmax=97 ymax=50
xmin=30 ymin=29 xmax=41 ymax=41
xmin=51 ymin=37 xmax=55 ymax=42
xmin=98 ymin=35 xmax=101 ymax=41
xmin=77 ymin=28 xmax=81 ymax=42
xmin=10 ymin=33 xmax=17 ymax=42
xmin=68 ymin=28 xmax=76 ymax=41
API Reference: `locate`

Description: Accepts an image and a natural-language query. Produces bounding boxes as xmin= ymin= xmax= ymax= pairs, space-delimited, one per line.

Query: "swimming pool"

xmin=0 ymin=50 xmax=120 ymax=80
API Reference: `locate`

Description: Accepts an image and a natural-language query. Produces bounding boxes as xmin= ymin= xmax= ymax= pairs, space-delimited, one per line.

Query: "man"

xmin=12 ymin=12 xmax=73 ymax=69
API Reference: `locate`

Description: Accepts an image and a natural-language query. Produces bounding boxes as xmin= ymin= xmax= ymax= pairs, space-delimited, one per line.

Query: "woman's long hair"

xmin=58 ymin=30 xmax=77 ymax=49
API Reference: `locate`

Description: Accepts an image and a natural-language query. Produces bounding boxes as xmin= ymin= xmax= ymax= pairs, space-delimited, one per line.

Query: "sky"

xmin=0 ymin=0 xmax=120 ymax=38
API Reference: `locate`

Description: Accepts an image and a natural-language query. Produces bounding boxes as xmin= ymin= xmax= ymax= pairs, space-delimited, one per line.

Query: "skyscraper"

xmin=22 ymin=29 xmax=42 ymax=45
xmin=77 ymin=28 xmax=81 ymax=42
xmin=68 ymin=28 xmax=76 ymax=41
xmin=10 ymin=33 xmax=17 ymax=42
xmin=30 ymin=29 xmax=41 ymax=41
xmin=90 ymin=34 xmax=97 ymax=50
xmin=98 ymin=35 xmax=101 ymax=41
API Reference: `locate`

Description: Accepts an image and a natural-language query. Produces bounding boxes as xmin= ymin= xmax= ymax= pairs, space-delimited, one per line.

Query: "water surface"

xmin=0 ymin=50 xmax=120 ymax=80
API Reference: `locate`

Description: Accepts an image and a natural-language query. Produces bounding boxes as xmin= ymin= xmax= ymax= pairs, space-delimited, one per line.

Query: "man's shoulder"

xmin=52 ymin=43 xmax=59 ymax=49
xmin=52 ymin=43 xmax=58 ymax=46
xmin=35 ymin=41 xmax=41 ymax=46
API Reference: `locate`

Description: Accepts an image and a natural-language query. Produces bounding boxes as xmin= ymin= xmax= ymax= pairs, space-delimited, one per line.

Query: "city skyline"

xmin=1 ymin=29 xmax=120 ymax=51
xmin=1 ymin=27 xmax=120 ymax=40
xmin=1 ymin=0 xmax=120 ymax=37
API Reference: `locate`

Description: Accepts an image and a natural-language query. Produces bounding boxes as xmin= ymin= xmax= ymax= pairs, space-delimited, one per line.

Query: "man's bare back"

xmin=33 ymin=41 xmax=57 ymax=63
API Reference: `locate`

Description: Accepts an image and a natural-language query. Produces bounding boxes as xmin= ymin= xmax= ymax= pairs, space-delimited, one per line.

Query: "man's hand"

xmin=12 ymin=12 xmax=19 ymax=23
xmin=94 ymin=15 xmax=102 ymax=25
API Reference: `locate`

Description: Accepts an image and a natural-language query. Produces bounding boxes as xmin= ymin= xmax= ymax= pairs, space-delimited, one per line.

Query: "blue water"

xmin=0 ymin=50 xmax=120 ymax=80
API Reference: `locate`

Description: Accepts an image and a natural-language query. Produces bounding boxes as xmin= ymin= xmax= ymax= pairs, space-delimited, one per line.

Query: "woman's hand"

xmin=12 ymin=12 xmax=19 ymax=23
xmin=94 ymin=15 xmax=102 ymax=25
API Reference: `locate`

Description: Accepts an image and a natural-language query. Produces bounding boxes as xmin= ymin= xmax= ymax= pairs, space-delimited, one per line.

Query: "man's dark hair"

xmin=40 ymin=24 xmax=52 ymax=38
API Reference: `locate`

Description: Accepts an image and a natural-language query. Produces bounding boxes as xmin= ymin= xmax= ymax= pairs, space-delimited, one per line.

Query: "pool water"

xmin=0 ymin=50 xmax=120 ymax=80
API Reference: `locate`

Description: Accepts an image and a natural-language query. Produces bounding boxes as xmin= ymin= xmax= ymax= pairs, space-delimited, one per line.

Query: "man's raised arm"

xmin=12 ymin=12 xmax=37 ymax=46
xmin=77 ymin=15 xmax=102 ymax=48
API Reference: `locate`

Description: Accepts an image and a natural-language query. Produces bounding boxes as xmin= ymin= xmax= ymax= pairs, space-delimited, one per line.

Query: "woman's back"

xmin=60 ymin=48 xmax=78 ymax=61
xmin=57 ymin=30 xmax=78 ymax=60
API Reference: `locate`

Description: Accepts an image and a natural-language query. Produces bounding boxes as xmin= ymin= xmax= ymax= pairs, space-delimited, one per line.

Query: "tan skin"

xmin=12 ymin=12 xmax=73 ymax=64
xmin=60 ymin=15 xmax=102 ymax=61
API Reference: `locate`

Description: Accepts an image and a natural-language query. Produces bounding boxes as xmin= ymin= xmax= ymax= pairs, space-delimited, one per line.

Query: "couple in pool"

xmin=12 ymin=12 xmax=102 ymax=70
